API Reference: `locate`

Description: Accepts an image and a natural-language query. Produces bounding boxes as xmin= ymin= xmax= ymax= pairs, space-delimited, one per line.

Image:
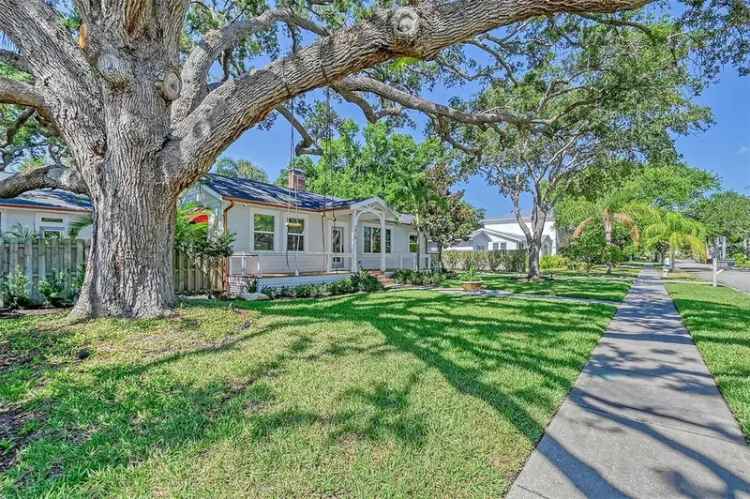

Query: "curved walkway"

xmin=507 ymin=268 xmax=750 ymax=499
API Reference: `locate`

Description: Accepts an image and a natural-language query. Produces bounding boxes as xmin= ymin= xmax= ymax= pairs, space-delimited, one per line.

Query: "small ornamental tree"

xmin=419 ymin=163 xmax=482 ymax=270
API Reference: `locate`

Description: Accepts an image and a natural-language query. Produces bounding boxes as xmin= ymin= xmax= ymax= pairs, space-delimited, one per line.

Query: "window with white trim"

xmin=364 ymin=226 xmax=391 ymax=253
xmin=409 ymin=234 xmax=419 ymax=253
xmin=253 ymin=213 xmax=275 ymax=251
xmin=38 ymin=215 xmax=66 ymax=239
xmin=286 ymin=217 xmax=305 ymax=252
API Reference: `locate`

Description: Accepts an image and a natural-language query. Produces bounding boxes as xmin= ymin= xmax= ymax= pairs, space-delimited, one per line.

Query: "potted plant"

xmin=461 ymin=265 xmax=483 ymax=292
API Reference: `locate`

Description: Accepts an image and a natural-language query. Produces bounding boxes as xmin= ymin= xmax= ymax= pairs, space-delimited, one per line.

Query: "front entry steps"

xmin=368 ymin=271 xmax=396 ymax=288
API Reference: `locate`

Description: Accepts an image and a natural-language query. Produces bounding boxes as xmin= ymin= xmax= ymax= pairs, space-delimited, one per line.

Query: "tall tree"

xmin=475 ymin=20 xmax=709 ymax=278
xmin=1 ymin=1 xmax=671 ymax=318
xmin=559 ymin=161 xmax=718 ymax=267
xmin=692 ymin=191 xmax=750 ymax=252
xmin=213 ymin=157 xmax=269 ymax=182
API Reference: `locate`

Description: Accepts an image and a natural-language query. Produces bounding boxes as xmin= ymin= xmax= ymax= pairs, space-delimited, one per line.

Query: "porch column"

xmin=380 ymin=213 xmax=386 ymax=272
xmin=351 ymin=211 xmax=359 ymax=273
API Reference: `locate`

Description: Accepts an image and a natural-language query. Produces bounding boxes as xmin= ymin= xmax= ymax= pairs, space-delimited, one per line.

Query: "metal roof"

xmin=0 ymin=175 xmax=92 ymax=212
xmin=202 ymin=174 xmax=360 ymax=211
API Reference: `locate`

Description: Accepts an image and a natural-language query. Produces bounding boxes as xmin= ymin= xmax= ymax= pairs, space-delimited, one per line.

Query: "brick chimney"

xmin=288 ymin=168 xmax=306 ymax=192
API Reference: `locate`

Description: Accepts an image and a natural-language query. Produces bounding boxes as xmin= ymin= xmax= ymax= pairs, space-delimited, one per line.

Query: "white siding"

xmin=0 ymin=208 xmax=92 ymax=239
xmin=483 ymin=220 xmax=557 ymax=255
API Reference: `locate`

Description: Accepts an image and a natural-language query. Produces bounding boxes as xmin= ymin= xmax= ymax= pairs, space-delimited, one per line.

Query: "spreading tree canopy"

xmin=0 ymin=0 xmax=745 ymax=317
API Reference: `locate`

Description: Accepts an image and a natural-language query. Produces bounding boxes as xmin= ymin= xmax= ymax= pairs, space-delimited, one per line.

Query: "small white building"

xmin=448 ymin=214 xmax=559 ymax=256
xmin=0 ymin=174 xmax=92 ymax=240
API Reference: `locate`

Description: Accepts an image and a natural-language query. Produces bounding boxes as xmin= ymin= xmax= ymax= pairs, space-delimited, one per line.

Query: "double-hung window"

xmin=253 ymin=214 xmax=275 ymax=251
xmin=409 ymin=234 xmax=419 ymax=253
xmin=364 ymin=227 xmax=391 ymax=253
xmin=286 ymin=217 xmax=305 ymax=252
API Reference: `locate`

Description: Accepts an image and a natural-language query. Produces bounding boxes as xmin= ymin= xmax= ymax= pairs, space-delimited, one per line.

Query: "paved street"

xmin=507 ymin=268 xmax=750 ymax=499
xmin=676 ymin=261 xmax=750 ymax=293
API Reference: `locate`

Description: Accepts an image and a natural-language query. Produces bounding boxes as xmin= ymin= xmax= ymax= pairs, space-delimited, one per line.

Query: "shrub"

xmin=442 ymin=250 xmax=527 ymax=273
xmin=2 ymin=268 xmax=33 ymax=309
xmin=442 ymin=251 xmax=462 ymax=271
xmin=350 ymin=271 xmax=382 ymax=292
xmin=392 ymin=270 xmax=447 ymax=286
xmin=732 ymin=252 xmax=750 ymax=268
xmin=540 ymin=255 xmax=569 ymax=271
xmin=38 ymin=271 xmax=73 ymax=307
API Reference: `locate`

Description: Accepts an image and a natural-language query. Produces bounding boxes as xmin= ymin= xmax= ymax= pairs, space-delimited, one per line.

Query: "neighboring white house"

xmin=447 ymin=214 xmax=560 ymax=256
xmin=183 ymin=169 xmax=432 ymax=290
xmin=0 ymin=173 xmax=92 ymax=240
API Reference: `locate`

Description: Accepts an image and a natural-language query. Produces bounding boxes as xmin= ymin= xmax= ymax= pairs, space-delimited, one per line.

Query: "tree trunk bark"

xmin=527 ymin=240 xmax=542 ymax=280
xmin=70 ymin=164 xmax=178 ymax=319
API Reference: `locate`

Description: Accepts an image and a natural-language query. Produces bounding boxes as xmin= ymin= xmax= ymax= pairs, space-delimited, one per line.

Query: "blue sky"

xmin=225 ymin=62 xmax=749 ymax=218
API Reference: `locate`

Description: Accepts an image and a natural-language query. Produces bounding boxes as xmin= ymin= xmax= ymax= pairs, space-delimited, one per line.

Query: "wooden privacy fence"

xmin=0 ymin=239 xmax=226 ymax=301
xmin=0 ymin=239 xmax=90 ymax=303
xmin=173 ymin=251 xmax=226 ymax=295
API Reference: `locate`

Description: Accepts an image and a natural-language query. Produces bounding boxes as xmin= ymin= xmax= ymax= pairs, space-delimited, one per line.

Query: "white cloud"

xmin=738 ymin=145 xmax=750 ymax=155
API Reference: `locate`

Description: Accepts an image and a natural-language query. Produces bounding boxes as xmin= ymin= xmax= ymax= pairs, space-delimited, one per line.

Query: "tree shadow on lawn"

xmin=3 ymin=291 xmax=616 ymax=496
xmin=445 ymin=274 xmax=632 ymax=301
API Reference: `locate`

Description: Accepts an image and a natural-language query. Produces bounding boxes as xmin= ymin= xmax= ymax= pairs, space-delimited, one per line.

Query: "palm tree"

xmin=643 ymin=211 xmax=707 ymax=270
xmin=573 ymin=198 xmax=645 ymax=273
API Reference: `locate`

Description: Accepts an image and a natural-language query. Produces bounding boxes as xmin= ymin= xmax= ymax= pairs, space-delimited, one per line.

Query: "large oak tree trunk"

xmin=71 ymin=163 xmax=179 ymax=319
xmin=67 ymin=22 xmax=182 ymax=319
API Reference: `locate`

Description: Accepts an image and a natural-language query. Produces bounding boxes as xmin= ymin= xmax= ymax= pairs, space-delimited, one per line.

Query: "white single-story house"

xmin=0 ymin=168 xmax=432 ymax=291
xmin=0 ymin=173 xmax=92 ymax=240
xmin=447 ymin=214 xmax=559 ymax=256
xmin=183 ymin=169 xmax=433 ymax=291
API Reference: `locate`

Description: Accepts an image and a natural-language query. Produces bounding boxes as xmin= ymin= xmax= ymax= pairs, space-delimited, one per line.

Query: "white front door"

xmin=331 ymin=226 xmax=345 ymax=269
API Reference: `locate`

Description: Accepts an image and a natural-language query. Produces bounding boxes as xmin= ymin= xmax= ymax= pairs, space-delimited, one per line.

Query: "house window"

xmin=286 ymin=217 xmax=305 ymax=252
xmin=409 ymin=234 xmax=419 ymax=253
xmin=253 ymin=213 xmax=275 ymax=251
xmin=42 ymin=229 xmax=63 ymax=239
xmin=501 ymin=242 xmax=507 ymax=251
xmin=364 ymin=227 xmax=391 ymax=253
xmin=492 ymin=242 xmax=500 ymax=250
xmin=38 ymin=215 xmax=66 ymax=239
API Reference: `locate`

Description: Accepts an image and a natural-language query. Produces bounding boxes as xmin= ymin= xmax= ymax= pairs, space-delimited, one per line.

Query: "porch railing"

xmin=228 ymin=251 xmax=429 ymax=276
xmin=228 ymin=252 xmax=354 ymax=276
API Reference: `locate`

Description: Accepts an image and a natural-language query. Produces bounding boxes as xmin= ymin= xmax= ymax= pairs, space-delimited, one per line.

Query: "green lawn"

xmin=0 ymin=291 xmax=616 ymax=497
xmin=667 ymin=283 xmax=750 ymax=440
xmin=443 ymin=272 xmax=634 ymax=302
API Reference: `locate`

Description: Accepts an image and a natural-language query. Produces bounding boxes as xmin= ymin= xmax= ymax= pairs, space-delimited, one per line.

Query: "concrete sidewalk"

xmin=507 ymin=268 xmax=750 ymax=499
